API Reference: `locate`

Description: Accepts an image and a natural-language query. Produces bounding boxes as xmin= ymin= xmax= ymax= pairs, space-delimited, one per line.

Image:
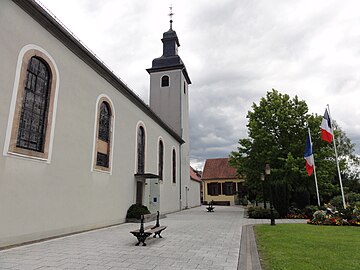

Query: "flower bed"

xmin=307 ymin=206 xmax=360 ymax=226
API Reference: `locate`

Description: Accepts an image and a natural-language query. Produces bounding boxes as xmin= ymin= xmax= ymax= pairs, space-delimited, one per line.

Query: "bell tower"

xmin=147 ymin=8 xmax=191 ymax=209
xmin=147 ymin=9 xmax=191 ymax=137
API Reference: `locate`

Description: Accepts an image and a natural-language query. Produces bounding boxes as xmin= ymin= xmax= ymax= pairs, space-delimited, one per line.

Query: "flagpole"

xmin=308 ymin=128 xmax=320 ymax=207
xmin=327 ymin=104 xmax=346 ymax=209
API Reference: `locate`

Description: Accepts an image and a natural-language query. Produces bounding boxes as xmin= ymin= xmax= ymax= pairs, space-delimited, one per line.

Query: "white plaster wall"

xmin=149 ymin=67 xmax=193 ymax=210
xmin=0 ymin=1 xmax=181 ymax=248
xmin=188 ymin=180 xmax=201 ymax=208
xmin=149 ymin=70 xmax=182 ymax=136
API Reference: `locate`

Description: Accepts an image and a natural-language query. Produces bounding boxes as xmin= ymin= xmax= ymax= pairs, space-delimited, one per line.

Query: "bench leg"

xmin=153 ymin=231 xmax=163 ymax=238
xmin=135 ymin=234 xmax=149 ymax=246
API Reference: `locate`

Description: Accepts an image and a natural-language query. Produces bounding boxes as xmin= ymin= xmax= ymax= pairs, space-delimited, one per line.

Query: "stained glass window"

xmin=158 ymin=140 xmax=164 ymax=180
xmin=98 ymin=102 xmax=110 ymax=142
xmin=137 ymin=126 xmax=145 ymax=173
xmin=96 ymin=152 xmax=109 ymax=168
xmin=96 ymin=101 xmax=111 ymax=168
xmin=172 ymin=149 xmax=176 ymax=183
xmin=16 ymin=57 xmax=50 ymax=152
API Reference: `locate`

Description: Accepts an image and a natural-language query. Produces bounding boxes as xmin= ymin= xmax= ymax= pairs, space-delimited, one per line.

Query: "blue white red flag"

xmin=320 ymin=109 xmax=333 ymax=143
xmin=304 ymin=132 xmax=314 ymax=176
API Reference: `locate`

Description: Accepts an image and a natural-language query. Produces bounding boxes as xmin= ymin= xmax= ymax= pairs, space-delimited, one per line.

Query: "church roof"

xmin=190 ymin=166 xmax=202 ymax=182
xmin=202 ymin=158 xmax=238 ymax=180
xmin=13 ymin=0 xmax=184 ymax=144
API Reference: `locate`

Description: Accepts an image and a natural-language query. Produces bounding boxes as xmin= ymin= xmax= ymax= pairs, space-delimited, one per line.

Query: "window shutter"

xmin=222 ymin=183 xmax=226 ymax=195
xmin=207 ymin=183 xmax=212 ymax=195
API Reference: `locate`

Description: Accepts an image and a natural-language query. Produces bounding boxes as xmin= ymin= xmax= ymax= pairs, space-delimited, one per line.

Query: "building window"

xmin=158 ymin=140 xmax=164 ymax=181
xmin=222 ymin=182 xmax=236 ymax=195
xmin=183 ymin=82 xmax=186 ymax=94
xmin=7 ymin=47 xmax=58 ymax=161
xmin=161 ymin=75 xmax=169 ymax=87
xmin=208 ymin=183 xmax=221 ymax=196
xmin=93 ymin=98 xmax=114 ymax=172
xmin=16 ymin=57 xmax=50 ymax=152
xmin=172 ymin=148 xmax=176 ymax=183
xmin=98 ymin=102 xmax=111 ymax=142
xmin=137 ymin=126 xmax=145 ymax=173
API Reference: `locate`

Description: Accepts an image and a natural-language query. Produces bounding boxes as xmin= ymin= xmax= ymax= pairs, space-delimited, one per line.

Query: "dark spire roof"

xmin=150 ymin=28 xmax=182 ymax=68
xmin=146 ymin=16 xmax=191 ymax=84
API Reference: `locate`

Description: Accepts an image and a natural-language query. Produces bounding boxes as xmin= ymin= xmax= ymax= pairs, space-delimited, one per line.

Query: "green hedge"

xmin=247 ymin=206 xmax=280 ymax=219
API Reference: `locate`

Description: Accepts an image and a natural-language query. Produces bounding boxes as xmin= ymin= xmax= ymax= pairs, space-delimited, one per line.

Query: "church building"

xmin=0 ymin=0 xmax=197 ymax=248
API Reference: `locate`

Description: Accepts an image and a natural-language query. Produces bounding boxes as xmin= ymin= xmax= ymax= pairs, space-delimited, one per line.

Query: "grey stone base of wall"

xmin=238 ymin=225 xmax=262 ymax=270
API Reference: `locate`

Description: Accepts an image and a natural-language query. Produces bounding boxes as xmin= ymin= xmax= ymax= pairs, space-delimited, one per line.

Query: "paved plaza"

xmin=0 ymin=206 xmax=306 ymax=270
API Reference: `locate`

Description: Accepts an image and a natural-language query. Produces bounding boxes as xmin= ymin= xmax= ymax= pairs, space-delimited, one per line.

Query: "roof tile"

xmin=201 ymin=158 xmax=237 ymax=180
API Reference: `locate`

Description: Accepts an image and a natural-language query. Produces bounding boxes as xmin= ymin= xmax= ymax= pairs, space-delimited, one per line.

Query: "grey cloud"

xmin=40 ymin=0 xmax=360 ymax=171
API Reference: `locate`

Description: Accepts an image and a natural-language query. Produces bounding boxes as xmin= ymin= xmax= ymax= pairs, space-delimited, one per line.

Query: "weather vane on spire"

xmin=168 ymin=5 xmax=174 ymax=29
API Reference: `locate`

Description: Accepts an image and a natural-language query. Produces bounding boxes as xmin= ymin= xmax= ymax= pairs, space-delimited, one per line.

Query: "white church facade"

xmin=0 ymin=0 xmax=198 ymax=248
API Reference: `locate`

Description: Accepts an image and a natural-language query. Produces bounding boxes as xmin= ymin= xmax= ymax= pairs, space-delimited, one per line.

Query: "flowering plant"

xmin=307 ymin=205 xmax=360 ymax=226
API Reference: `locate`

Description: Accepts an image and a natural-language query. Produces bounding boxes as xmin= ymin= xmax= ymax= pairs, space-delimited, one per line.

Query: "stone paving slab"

xmin=0 ymin=206 xmax=306 ymax=270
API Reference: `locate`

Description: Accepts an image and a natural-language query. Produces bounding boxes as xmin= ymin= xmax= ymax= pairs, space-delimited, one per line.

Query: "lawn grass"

xmin=255 ymin=224 xmax=360 ymax=270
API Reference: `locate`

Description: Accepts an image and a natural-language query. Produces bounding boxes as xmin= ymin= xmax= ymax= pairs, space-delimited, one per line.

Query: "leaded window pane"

xmin=96 ymin=152 xmax=109 ymax=168
xmin=172 ymin=149 xmax=176 ymax=183
xmin=158 ymin=141 xmax=164 ymax=180
xmin=98 ymin=102 xmax=111 ymax=142
xmin=16 ymin=57 xmax=50 ymax=152
xmin=137 ymin=127 xmax=145 ymax=173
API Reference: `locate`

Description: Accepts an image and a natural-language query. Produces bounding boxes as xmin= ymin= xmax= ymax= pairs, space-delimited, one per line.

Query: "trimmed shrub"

xmin=272 ymin=182 xmax=289 ymax=217
xmin=292 ymin=189 xmax=310 ymax=209
xmin=330 ymin=192 xmax=360 ymax=208
xmin=126 ymin=204 xmax=150 ymax=219
xmin=247 ymin=206 xmax=279 ymax=219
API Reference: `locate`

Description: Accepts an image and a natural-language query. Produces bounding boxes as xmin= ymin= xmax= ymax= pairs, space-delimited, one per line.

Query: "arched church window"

xmin=93 ymin=98 xmax=114 ymax=172
xmin=16 ymin=57 xmax=50 ymax=152
xmin=158 ymin=140 xmax=164 ymax=181
xmin=98 ymin=102 xmax=111 ymax=142
xmin=7 ymin=46 xmax=58 ymax=161
xmin=161 ymin=75 xmax=169 ymax=87
xmin=172 ymin=148 xmax=176 ymax=183
xmin=137 ymin=126 xmax=145 ymax=173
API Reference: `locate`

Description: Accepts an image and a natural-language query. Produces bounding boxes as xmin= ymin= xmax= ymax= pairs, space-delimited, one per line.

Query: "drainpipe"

xmin=179 ymin=143 xmax=182 ymax=210
xmin=179 ymin=74 xmax=183 ymax=211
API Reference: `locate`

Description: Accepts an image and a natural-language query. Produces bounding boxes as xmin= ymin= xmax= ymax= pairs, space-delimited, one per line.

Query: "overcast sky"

xmin=38 ymin=0 xmax=360 ymax=170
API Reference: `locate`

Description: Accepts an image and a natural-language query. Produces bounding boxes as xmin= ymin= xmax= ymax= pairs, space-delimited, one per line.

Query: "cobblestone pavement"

xmin=0 ymin=206 xmax=306 ymax=270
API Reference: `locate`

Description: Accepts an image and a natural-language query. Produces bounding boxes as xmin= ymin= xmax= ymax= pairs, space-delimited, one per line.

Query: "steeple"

xmin=147 ymin=6 xmax=190 ymax=83
xmin=147 ymin=6 xmax=192 ymax=134
xmin=147 ymin=6 xmax=192 ymax=211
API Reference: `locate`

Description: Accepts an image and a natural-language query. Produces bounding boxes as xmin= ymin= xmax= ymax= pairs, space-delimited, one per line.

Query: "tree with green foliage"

xmin=229 ymin=89 xmax=359 ymax=215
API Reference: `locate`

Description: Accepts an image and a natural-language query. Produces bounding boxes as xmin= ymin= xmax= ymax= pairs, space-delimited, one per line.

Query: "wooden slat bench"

xmin=130 ymin=211 xmax=167 ymax=246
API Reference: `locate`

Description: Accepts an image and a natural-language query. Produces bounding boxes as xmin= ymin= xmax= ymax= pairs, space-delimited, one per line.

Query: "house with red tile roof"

xmin=202 ymin=158 xmax=245 ymax=205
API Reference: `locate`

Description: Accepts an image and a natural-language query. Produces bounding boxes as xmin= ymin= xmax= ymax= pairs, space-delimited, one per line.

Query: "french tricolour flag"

xmin=304 ymin=132 xmax=314 ymax=176
xmin=320 ymin=109 xmax=333 ymax=143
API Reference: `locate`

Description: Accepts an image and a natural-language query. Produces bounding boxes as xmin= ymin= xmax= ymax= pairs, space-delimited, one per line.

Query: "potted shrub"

xmin=126 ymin=204 xmax=150 ymax=223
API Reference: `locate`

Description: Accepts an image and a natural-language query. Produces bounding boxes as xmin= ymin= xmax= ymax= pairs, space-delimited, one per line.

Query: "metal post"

xmin=261 ymin=173 xmax=266 ymax=209
xmin=265 ymin=164 xmax=275 ymax=225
